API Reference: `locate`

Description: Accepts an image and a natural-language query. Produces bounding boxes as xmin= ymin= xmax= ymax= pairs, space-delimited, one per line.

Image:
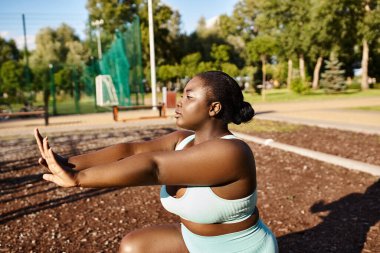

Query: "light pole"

xmin=91 ymin=19 xmax=104 ymax=60
xmin=148 ymin=0 xmax=157 ymax=108
xmin=48 ymin=64 xmax=57 ymax=115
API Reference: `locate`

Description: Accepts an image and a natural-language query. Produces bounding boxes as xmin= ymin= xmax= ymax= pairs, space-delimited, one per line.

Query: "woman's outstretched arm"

xmin=40 ymin=136 xmax=253 ymax=189
xmin=35 ymin=128 xmax=190 ymax=171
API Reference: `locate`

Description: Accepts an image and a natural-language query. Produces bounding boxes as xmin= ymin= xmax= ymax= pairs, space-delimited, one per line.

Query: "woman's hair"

xmin=196 ymin=71 xmax=255 ymax=125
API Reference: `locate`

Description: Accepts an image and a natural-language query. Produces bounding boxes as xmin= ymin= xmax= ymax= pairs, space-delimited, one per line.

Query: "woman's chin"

xmin=175 ymin=118 xmax=184 ymax=127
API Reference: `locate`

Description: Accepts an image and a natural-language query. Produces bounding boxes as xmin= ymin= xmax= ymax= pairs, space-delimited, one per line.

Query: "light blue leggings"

xmin=181 ymin=219 xmax=278 ymax=253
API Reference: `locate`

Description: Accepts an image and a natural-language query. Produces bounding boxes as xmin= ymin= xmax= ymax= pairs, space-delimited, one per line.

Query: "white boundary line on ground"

xmin=233 ymin=131 xmax=380 ymax=177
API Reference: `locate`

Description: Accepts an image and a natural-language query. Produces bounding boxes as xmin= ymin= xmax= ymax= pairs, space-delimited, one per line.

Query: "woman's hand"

xmin=34 ymin=128 xmax=78 ymax=187
xmin=34 ymin=128 xmax=71 ymax=169
xmin=43 ymin=145 xmax=79 ymax=187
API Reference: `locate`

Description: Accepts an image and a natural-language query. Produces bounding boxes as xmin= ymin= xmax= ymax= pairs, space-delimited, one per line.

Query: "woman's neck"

xmin=193 ymin=121 xmax=230 ymax=145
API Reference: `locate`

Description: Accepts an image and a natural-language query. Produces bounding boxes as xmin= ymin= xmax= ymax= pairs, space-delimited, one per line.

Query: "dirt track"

xmin=0 ymin=124 xmax=379 ymax=252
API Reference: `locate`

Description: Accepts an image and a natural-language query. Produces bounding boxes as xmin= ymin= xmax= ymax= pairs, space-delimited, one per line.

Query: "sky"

xmin=0 ymin=0 xmax=238 ymax=50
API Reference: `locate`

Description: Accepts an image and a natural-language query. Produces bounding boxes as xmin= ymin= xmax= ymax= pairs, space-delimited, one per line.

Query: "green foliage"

xmin=0 ymin=60 xmax=24 ymax=99
xmin=320 ymin=53 xmax=347 ymax=93
xmin=54 ymin=67 xmax=74 ymax=93
xmin=157 ymin=65 xmax=180 ymax=82
xmin=0 ymin=37 xmax=22 ymax=99
xmin=30 ymin=24 xmax=90 ymax=95
xmin=266 ymin=63 xmax=287 ymax=86
xmin=210 ymin=44 xmax=230 ymax=68
xmin=240 ymin=66 xmax=257 ymax=78
xmin=180 ymin=53 xmax=202 ymax=77
xmin=221 ymin=63 xmax=239 ymax=77
xmin=86 ymin=0 xmax=137 ymax=50
xmin=0 ymin=37 xmax=20 ymax=66
xmin=246 ymin=35 xmax=277 ymax=64
xmin=291 ymin=77 xmax=310 ymax=94
xmin=197 ymin=61 xmax=215 ymax=74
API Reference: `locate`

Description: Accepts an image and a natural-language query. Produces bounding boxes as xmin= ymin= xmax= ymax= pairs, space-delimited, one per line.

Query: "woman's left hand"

xmin=37 ymin=133 xmax=79 ymax=187
xmin=34 ymin=128 xmax=71 ymax=170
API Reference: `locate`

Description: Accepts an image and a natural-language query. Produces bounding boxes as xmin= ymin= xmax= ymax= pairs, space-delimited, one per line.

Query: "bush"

xmin=291 ymin=78 xmax=310 ymax=94
xmin=347 ymin=81 xmax=361 ymax=90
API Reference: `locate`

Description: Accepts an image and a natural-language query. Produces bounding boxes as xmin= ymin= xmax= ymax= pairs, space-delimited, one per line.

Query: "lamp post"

xmin=91 ymin=19 xmax=104 ymax=60
xmin=148 ymin=0 xmax=157 ymax=108
xmin=48 ymin=64 xmax=57 ymax=115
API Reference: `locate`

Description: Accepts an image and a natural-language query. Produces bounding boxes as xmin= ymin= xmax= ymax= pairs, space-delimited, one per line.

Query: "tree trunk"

xmin=299 ymin=54 xmax=305 ymax=82
xmin=312 ymin=56 xmax=323 ymax=89
xmin=361 ymin=38 xmax=369 ymax=89
xmin=287 ymin=59 xmax=293 ymax=89
xmin=261 ymin=55 xmax=266 ymax=101
xmin=261 ymin=55 xmax=266 ymax=85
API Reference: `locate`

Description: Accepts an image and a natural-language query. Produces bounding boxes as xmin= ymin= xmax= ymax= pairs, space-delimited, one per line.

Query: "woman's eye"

xmin=187 ymin=96 xmax=192 ymax=99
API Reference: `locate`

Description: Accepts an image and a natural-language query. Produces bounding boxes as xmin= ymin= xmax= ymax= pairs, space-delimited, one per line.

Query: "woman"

xmin=35 ymin=71 xmax=278 ymax=253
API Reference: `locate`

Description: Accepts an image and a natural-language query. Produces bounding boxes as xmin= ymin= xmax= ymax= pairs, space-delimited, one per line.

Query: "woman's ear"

xmin=209 ymin=102 xmax=222 ymax=117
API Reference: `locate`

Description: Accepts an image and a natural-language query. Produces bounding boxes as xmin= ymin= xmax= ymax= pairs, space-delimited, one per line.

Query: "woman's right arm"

xmin=35 ymin=128 xmax=192 ymax=171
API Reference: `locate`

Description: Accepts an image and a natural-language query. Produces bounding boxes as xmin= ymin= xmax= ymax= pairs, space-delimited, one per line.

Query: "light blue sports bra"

xmin=160 ymin=134 xmax=257 ymax=224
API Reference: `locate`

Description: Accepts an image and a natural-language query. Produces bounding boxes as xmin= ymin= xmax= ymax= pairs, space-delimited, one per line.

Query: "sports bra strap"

xmin=175 ymin=134 xmax=195 ymax=151
xmin=175 ymin=134 xmax=238 ymax=151
xmin=221 ymin=135 xmax=239 ymax=140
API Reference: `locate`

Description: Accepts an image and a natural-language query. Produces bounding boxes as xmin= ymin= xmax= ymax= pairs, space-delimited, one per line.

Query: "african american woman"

xmin=35 ymin=71 xmax=278 ymax=253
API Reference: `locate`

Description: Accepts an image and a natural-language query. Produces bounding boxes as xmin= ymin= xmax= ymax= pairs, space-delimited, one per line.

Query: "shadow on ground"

xmin=278 ymin=180 xmax=380 ymax=253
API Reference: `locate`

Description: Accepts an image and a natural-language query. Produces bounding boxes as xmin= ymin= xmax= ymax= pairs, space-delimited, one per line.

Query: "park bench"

xmin=112 ymin=103 xmax=166 ymax=122
xmin=0 ymin=110 xmax=49 ymax=126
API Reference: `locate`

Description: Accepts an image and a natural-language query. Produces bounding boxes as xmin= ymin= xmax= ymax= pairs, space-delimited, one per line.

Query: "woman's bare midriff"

xmin=181 ymin=209 xmax=259 ymax=236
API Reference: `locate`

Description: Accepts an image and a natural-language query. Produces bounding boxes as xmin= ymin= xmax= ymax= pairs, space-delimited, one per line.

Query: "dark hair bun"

xmin=233 ymin=101 xmax=255 ymax=125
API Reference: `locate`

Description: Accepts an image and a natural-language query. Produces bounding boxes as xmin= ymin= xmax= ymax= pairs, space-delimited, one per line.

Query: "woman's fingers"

xmin=34 ymin=128 xmax=46 ymax=159
xmin=38 ymin=157 xmax=47 ymax=166
xmin=42 ymin=173 xmax=55 ymax=182
xmin=39 ymin=157 xmax=53 ymax=173
xmin=43 ymin=137 xmax=51 ymax=159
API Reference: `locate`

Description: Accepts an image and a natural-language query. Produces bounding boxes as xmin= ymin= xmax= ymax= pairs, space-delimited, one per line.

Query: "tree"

xmin=320 ymin=53 xmax=346 ymax=93
xmin=221 ymin=63 xmax=239 ymax=77
xmin=210 ymin=44 xmax=231 ymax=69
xmin=357 ymin=0 xmax=380 ymax=89
xmin=30 ymin=24 xmax=89 ymax=110
xmin=306 ymin=0 xmax=337 ymax=89
xmin=180 ymin=52 xmax=202 ymax=78
xmin=86 ymin=0 xmax=137 ymax=52
xmin=246 ymin=35 xmax=277 ymax=86
xmin=87 ymin=0 xmax=183 ymax=75
xmin=0 ymin=60 xmax=24 ymax=99
xmin=0 ymin=37 xmax=21 ymax=99
xmin=157 ymin=64 xmax=179 ymax=83
xmin=0 ymin=37 xmax=20 ymax=67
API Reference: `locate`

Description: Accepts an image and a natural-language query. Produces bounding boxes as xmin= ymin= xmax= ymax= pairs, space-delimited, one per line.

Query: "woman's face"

xmin=175 ymin=77 xmax=211 ymax=130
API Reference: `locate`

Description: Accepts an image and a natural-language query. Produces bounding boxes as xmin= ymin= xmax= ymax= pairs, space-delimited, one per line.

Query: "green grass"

xmin=243 ymin=88 xmax=380 ymax=104
xmin=50 ymin=97 xmax=111 ymax=115
xmin=5 ymin=96 xmax=111 ymax=115
xmin=229 ymin=119 xmax=301 ymax=133
xmin=349 ymin=105 xmax=380 ymax=111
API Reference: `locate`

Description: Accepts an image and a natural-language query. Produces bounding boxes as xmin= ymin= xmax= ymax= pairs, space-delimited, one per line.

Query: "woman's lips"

xmin=174 ymin=110 xmax=182 ymax=118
